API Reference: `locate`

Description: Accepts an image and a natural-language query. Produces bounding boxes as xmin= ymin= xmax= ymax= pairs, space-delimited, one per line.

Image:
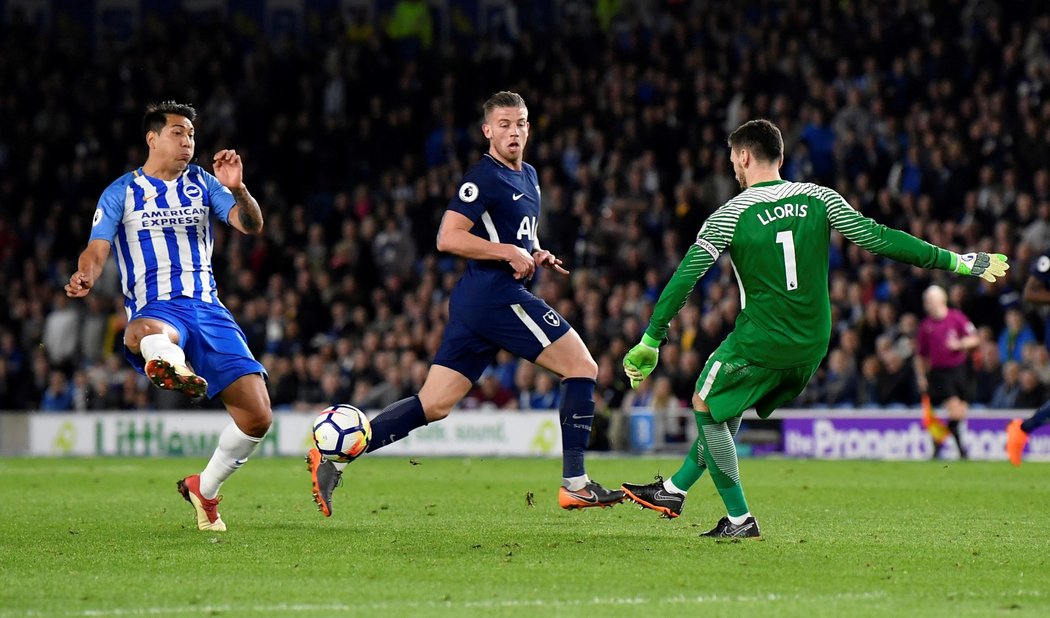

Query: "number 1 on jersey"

xmin=775 ymin=230 xmax=798 ymax=291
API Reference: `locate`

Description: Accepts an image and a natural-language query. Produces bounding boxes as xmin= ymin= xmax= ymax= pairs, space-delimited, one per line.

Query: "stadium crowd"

xmin=2 ymin=0 xmax=1050 ymax=435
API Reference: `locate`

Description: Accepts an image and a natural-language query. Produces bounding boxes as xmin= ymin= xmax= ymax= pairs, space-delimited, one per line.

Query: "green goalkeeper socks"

xmin=669 ymin=415 xmax=742 ymax=493
xmin=696 ymin=411 xmax=750 ymax=517
xmin=670 ymin=437 xmax=706 ymax=490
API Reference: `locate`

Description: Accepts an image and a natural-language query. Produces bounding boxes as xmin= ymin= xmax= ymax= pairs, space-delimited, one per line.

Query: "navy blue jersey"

xmin=1031 ymin=250 xmax=1050 ymax=352
xmin=1031 ymin=250 xmax=1050 ymax=287
xmin=446 ymin=154 xmax=541 ymax=306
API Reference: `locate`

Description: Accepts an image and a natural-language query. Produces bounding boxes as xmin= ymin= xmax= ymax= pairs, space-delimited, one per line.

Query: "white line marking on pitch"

xmin=2 ymin=592 xmax=893 ymax=617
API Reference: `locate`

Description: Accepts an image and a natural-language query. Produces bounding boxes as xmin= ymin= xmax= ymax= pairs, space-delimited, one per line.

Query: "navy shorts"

xmin=126 ymin=297 xmax=267 ymax=399
xmin=433 ymin=297 xmax=572 ymax=382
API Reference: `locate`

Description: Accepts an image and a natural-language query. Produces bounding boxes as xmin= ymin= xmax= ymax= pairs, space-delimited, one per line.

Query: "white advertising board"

xmin=27 ymin=411 xmax=562 ymax=457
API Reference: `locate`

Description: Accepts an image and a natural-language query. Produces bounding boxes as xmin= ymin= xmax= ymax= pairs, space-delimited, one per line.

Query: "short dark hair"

xmin=142 ymin=101 xmax=196 ymax=138
xmin=482 ymin=91 xmax=527 ymax=121
xmin=728 ymin=119 xmax=784 ymax=163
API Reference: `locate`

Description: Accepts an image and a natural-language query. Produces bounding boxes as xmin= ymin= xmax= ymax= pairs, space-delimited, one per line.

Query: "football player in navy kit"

xmin=307 ymin=91 xmax=624 ymax=514
xmin=1006 ymin=249 xmax=1050 ymax=465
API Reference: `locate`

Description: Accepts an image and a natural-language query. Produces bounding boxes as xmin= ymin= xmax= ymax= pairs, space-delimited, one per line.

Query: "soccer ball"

xmin=312 ymin=404 xmax=372 ymax=462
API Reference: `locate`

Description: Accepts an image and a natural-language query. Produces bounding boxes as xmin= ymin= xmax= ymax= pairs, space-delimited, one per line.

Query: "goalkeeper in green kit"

xmin=620 ymin=119 xmax=1009 ymax=538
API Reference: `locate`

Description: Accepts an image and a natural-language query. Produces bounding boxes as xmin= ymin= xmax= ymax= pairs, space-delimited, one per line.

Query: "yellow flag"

xmin=921 ymin=394 xmax=951 ymax=445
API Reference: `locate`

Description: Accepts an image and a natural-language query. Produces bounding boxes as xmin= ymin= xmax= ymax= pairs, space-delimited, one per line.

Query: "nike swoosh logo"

xmin=654 ymin=490 xmax=684 ymax=503
xmin=512 ymin=193 xmax=525 ymax=200
xmin=730 ymin=523 xmax=755 ymax=537
xmin=571 ymin=414 xmax=594 ymax=420
xmin=567 ymin=489 xmax=598 ymax=504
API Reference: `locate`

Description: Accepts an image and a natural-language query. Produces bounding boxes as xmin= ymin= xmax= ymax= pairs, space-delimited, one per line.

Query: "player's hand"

xmin=953 ymin=252 xmax=1009 ymax=283
xmin=505 ymin=245 xmax=536 ymax=280
xmin=212 ymin=149 xmax=244 ymax=190
xmin=65 ymin=271 xmax=94 ymax=298
xmin=532 ymin=249 xmax=570 ymax=276
xmin=623 ymin=337 xmax=661 ymax=389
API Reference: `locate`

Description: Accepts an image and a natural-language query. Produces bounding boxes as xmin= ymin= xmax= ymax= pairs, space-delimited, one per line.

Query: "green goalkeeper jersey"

xmin=646 ymin=179 xmax=955 ymax=369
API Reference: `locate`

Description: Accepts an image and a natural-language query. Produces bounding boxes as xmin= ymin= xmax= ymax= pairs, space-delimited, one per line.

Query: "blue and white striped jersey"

xmin=89 ymin=165 xmax=237 ymax=315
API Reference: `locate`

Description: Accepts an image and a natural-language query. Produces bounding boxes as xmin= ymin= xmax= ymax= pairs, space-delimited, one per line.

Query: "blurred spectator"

xmin=875 ymin=347 xmax=919 ymax=407
xmin=972 ymin=341 xmax=1003 ymax=406
xmin=820 ymin=349 xmax=860 ymax=407
xmin=998 ymin=308 xmax=1036 ymax=363
xmin=1015 ymin=368 xmax=1047 ymax=409
xmin=991 ymin=362 xmax=1022 ymax=409
xmin=528 ymin=372 xmax=560 ymax=410
xmin=513 ymin=361 xmax=538 ymax=408
xmin=468 ymin=372 xmax=515 ymax=410
xmin=42 ymin=293 xmax=79 ymax=369
xmin=39 ymin=370 xmax=73 ymax=412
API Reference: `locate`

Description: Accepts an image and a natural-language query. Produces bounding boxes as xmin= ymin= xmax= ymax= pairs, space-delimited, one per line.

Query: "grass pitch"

xmin=1 ymin=456 xmax=1047 ymax=617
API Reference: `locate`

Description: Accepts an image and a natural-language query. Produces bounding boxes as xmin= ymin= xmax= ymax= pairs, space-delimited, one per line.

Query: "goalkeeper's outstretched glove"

xmin=952 ymin=252 xmax=1010 ymax=283
xmin=623 ymin=334 xmax=661 ymax=389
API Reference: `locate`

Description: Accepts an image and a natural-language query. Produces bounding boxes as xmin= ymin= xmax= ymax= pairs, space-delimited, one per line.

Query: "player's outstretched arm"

xmin=437 ymin=210 xmax=535 ymax=279
xmin=824 ymin=188 xmax=1009 ymax=282
xmin=65 ymin=239 xmax=110 ymax=298
xmin=214 ymin=149 xmax=263 ymax=235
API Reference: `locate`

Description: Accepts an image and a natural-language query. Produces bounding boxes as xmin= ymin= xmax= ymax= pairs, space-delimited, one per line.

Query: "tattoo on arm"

xmin=232 ymin=186 xmax=263 ymax=233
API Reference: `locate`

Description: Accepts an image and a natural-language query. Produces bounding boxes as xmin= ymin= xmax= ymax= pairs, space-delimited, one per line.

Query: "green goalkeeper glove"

xmin=623 ymin=334 xmax=661 ymax=389
xmin=952 ymin=252 xmax=1010 ymax=283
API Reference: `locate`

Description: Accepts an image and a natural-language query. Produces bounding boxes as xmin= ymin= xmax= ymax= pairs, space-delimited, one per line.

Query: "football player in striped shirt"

xmin=66 ymin=101 xmax=269 ymax=532
xmin=621 ymin=119 xmax=1009 ymax=537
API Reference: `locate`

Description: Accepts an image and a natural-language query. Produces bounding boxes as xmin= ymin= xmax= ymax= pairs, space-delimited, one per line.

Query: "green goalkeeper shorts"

xmin=694 ymin=342 xmax=821 ymax=422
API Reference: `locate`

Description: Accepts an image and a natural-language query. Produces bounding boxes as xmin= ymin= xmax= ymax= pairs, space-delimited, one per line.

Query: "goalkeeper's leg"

xmin=622 ymin=416 xmax=741 ymax=518
xmin=696 ymin=410 xmax=750 ymax=518
xmin=695 ymin=408 xmax=760 ymax=538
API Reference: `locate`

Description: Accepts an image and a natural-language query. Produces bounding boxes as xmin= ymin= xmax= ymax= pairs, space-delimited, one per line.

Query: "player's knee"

xmin=565 ymin=355 xmax=598 ymax=380
xmin=240 ymin=407 xmax=272 ymax=438
xmin=124 ymin=319 xmax=175 ymax=349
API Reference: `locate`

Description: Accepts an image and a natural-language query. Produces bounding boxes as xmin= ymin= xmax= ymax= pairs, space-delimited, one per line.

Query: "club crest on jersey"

xmin=183 ymin=184 xmax=202 ymax=200
xmin=543 ymin=310 xmax=560 ymax=327
xmin=1038 ymin=256 xmax=1050 ymax=273
xmin=459 ymin=182 xmax=479 ymax=203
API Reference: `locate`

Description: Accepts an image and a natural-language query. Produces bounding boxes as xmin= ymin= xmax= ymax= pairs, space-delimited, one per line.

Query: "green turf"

xmin=0 ymin=456 xmax=1047 ymax=617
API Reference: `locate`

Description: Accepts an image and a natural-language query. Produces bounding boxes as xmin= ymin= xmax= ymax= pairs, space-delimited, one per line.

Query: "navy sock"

xmin=365 ymin=395 xmax=427 ymax=453
xmin=559 ymin=377 xmax=596 ymax=478
xmin=1021 ymin=399 xmax=1050 ymax=434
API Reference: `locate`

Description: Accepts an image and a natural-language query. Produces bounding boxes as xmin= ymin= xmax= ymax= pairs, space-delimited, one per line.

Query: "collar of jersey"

xmin=134 ymin=167 xmax=186 ymax=181
xmin=483 ymin=153 xmax=524 ymax=172
xmin=749 ymin=179 xmax=787 ymax=188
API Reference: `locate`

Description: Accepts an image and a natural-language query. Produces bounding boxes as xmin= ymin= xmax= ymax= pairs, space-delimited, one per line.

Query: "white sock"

xmin=563 ymin=474 xmax=590 ymax=491
xmin=728 ymin=512 xmax=752 ymax=525
xmin=199 ymin=423 xmax=264 ymax=499
xmin=663 ymin=478 xmax=687 ymax=495
xmin=332 ymin=461 xmax=349 ymax=472
xmin=138 ymin=333 xmax=186 ymax=366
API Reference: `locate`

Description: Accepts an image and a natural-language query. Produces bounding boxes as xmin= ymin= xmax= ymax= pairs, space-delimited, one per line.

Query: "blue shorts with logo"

xmin=434 ymin=296 xmax=572 ymax=382
xmin=126 ymin=297 xmax=267 ymax=399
